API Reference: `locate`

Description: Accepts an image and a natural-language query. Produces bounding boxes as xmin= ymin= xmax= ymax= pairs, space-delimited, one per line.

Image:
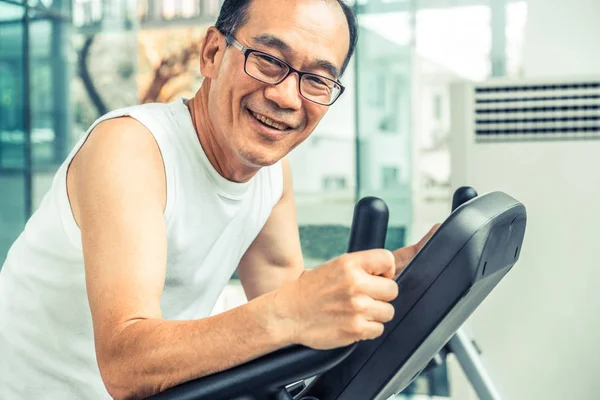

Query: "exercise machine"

xmin=150 ymin=187 xmax=527 ymax=400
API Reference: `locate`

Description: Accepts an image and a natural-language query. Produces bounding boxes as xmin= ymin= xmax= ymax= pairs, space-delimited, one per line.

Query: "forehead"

xmin=239 ymin=0 xmax=350 ymax=73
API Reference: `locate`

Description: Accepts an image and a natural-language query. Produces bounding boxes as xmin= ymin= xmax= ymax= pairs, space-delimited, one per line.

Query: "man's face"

xmin=207 ymin=0 xmax=350 ymax=168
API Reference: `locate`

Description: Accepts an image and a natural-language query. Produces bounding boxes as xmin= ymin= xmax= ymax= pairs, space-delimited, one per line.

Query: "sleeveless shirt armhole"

xmin=126 ymin=109 xmax=177 ymax=226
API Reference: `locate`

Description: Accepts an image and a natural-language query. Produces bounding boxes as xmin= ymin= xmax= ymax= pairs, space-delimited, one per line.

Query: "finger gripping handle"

xmin=347 ymin=196 xmax=389 ymax=253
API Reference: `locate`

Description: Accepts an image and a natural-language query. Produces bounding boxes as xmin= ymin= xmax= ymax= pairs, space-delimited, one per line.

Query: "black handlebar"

xmin=149 ymin=196 xmax=389 ymax=400
xmin=452 ymin=186 xmax=478 ymax=212
xmin=346 ymin=196 xmax=389 ymax=253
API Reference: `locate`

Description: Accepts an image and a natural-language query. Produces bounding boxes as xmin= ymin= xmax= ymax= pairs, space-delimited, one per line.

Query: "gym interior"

xmin=1 ymin=0 xmax=599 ymax=399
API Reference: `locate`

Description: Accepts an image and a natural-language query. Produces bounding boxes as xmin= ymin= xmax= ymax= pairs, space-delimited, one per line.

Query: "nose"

xmin=263 ymin=73 xmax=303 ymax=111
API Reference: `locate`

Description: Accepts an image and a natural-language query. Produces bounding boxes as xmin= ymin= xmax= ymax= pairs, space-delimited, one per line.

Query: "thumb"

xmin=415 ymin=223 xmax=440 ymax=250
xmin=393 ymin=224 xmax=440 ymax=276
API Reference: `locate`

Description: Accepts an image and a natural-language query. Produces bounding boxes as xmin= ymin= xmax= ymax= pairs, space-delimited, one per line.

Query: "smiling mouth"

xmin=248 ymin=109 xmax=291 ymax=131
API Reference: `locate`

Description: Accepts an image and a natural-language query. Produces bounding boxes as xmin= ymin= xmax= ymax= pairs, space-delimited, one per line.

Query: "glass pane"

xmin=30 ymin=56 xmax=54 ymax=168
xmin=0 ymin=6 xmax=26 ymax=170
xmin=355 ymin=1 xmax=447 ymax=398
xmin=0 ymin=1 xmax=24 ymax=18
xmin=29 ymin=17 xmax=70 ymax=176
xmin=0 ymin=57 xmax=25 ymax=170
xmin=356 ymin=6 xmax=413 ymax=254
xmin=38 ymin=0 xmax=71 ymax=14
xmin=29 ymin=18 xmax=51 ymax=58
xmin=28 ymin=3 xmax=73 ymax=206
xmin=0 ymin=0 xmax=26 ymax=266
xmin=290 ymin=56 xmax=357 ymax=269
xmin=0 ymin=173 xmax=26 ymax=264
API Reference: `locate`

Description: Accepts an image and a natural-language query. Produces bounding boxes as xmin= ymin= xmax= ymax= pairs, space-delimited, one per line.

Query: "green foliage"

xmin=229 ymin=225 xmax=406 ymax=280
xmin=299 ymin=224 xmax=406 ymax=261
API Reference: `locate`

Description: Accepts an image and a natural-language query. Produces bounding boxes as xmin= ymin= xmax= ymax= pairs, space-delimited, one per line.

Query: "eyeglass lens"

xmin=245 ymin=52 xmax=341 ymax=105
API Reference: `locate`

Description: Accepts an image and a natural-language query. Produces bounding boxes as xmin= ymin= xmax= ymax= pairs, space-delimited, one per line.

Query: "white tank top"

xmin=0 ymin=98 xmax=283 ymax=398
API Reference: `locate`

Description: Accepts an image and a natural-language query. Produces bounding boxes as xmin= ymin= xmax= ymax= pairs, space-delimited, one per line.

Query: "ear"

xmin=200 ymin=26 xmax=225 ymax=79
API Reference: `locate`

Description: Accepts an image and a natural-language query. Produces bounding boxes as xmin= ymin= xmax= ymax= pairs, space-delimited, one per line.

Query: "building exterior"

xmin=0 ymin=0 xmax=72 ymax=260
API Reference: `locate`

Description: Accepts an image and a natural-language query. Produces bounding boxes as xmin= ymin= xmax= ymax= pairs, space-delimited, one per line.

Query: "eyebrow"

xmin=251 ymin=33 xmax=341 ymax=80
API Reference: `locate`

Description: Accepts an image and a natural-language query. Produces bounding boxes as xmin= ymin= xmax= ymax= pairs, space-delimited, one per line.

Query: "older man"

xmin=0 ymin=0 xmax=435 ymax=398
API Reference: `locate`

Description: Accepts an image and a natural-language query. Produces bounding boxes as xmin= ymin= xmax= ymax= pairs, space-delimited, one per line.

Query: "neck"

xmin=186 ymin=81 xmax=259 ymax=183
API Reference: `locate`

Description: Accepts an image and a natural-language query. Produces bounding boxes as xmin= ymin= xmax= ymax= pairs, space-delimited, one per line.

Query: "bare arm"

xmin=236 ymin=157 xmax=304 ymax=300
xmin=235 ymin=158 xmax=437 ymax=299
xmin=71 ymin=119 xmax=293 ymax=399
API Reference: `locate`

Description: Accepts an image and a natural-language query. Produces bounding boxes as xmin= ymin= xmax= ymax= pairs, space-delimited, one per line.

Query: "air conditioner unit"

xmin=448 ymin=76 xmax=600 ymax=400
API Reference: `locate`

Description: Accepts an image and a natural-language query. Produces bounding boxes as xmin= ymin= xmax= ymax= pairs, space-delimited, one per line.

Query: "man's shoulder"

xmin=92 ymin=100 xmax=180 ymax=132
xmin=89 ymin=100 xmax=184 ymax=147
xmin=69 ymin=107 xmax=169 ymax=224
xmin=104 ymin=100 xmax=175 ymax=118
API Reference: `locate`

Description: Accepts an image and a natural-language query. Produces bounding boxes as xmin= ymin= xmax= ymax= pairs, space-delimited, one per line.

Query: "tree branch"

xmin=78 ymin=34 xmax=108 ymax=117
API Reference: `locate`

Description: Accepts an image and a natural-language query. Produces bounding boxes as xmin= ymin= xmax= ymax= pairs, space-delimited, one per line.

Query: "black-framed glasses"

xmin=225 ymin=35 xmax=345 ymax=106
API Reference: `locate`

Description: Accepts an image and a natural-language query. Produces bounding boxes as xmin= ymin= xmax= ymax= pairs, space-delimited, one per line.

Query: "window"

xmin=381 ymin=166 xmax=400 ymax=188
xmin=433 ymin=93 xmax=443 ymax=123
xmin=322 ymin=175 xmax=347 ymax=191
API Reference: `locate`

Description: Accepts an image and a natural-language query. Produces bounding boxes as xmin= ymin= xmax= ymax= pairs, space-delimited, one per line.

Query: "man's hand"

xmin=269 ymin=225 xmax=440 ymax=351
xmin=272 ymin=249 xmax=398 ymax=350
xmin=392 ymin=224 xmax=440 ymax=278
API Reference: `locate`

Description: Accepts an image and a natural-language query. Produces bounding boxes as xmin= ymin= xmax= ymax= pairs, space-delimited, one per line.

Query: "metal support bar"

xmin=51 ymin=0 xmax=71 ymax=165
xmin=22 ymin=2 xmax=32 ymax=219
xmin=447 ymin=328 xmax=503 ymax=400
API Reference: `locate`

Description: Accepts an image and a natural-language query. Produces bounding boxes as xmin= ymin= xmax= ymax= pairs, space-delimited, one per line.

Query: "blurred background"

xmin=0 ymin=0 xmax=598 ymax=398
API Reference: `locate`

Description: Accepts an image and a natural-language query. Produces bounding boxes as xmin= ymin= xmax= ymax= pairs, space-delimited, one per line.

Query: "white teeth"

xmin=251 ymin=111 xmax=287 ymax=131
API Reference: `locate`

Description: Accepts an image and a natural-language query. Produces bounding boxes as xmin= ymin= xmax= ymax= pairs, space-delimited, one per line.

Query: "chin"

xmin=239 ymin=147 xmax=285 ymax=168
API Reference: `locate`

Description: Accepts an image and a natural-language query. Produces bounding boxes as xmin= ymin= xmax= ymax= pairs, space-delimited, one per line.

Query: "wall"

xmin=448 ymin=2 xmax=600 ymax=398
xmin=523 ymin=0 xmax=600 ymax=78
xmin=454 ymin=139 xmax=600 ymax=400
